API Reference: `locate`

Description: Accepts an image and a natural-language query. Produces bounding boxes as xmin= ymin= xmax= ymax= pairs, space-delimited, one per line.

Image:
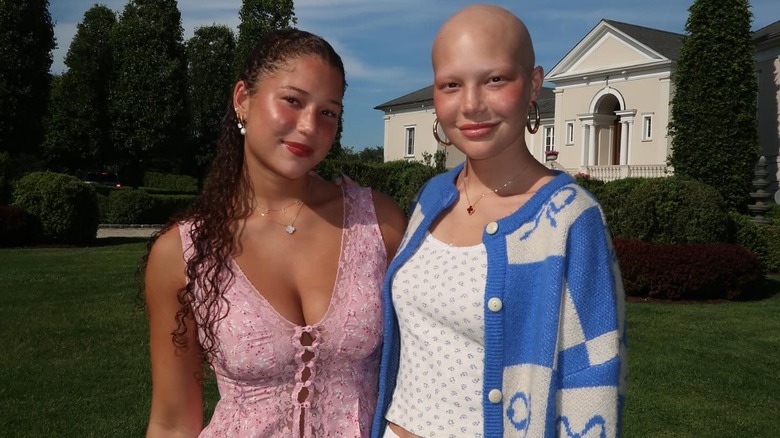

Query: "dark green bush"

xmin=0 ymin=152 xmax=10 ymax=204
xmin=618 ymin=176 xmax=728 ymax=244
xmin=615 ymin=238 xmax=764 ymax=300
xmin=316 ymin=159 xmax=441 ymax=215
xmin=726 ymin=212 xmax=773 ymax=272
xmin=574 ymin=173 xmax=606 ymax=197
xmin=761 ymin=225 xmax=780 ymax=273
xmin=101 ymin=190 xmax=195 ymax=224
xmin=595 ymin=177 xmax=647 ymax=237
xmin=0 ymin=205 xmax=37 ymax=247
xmin=143 ymin=171 xmax=197 ymax=193
xmin=104 ymin=189 xmax=154 ymax=224
xmin=12 ymin=171 xmax=99 ymax=244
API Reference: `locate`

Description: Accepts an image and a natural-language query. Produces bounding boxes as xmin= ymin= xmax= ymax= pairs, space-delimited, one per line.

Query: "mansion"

xmin=376 ymin=18 xmax=780 ymax=195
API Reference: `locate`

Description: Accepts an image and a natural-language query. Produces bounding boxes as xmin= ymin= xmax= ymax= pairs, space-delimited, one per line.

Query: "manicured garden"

xmin=0 ymin=239 xmax=777 ymax=436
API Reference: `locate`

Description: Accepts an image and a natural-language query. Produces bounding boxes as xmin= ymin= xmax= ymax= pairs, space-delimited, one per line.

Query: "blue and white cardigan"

xmin=371 ymin=165 xmax=626 ymax=437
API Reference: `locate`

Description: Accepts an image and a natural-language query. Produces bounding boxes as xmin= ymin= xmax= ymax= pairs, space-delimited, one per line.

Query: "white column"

xmin=626 ymin=120 xmax=634 ymax=164
xmin=619 ymin=121 xmax=628 ymax=165
xmin=580 ymin=124 xmax=589 ymax=167
xmin=588 ymin=124 xmax=598 ymax=166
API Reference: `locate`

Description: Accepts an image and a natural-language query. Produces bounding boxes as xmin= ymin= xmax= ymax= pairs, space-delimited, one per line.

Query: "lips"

xmin=459 ymin=122 xmax=496 ymax=139
xmin=284 ymin=141 xmax=313 ymax=157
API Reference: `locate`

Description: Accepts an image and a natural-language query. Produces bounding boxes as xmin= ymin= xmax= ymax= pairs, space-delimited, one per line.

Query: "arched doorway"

xmin=594 ymin=93 xmax=621 ymax=165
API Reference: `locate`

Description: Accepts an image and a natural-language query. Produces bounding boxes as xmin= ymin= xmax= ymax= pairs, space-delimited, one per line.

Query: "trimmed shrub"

xmin=596 ymin=177 xmax=647 ymax=238
xmin=574 ymin=173 xmax=606 ymax=197
xmin=316 ymin=159 xmax=441 ymax=215
xmin=618 ymin=176 xmax=728 ymax=244
xmin=104 ymin=189 xmax=154 ymax=224
xmin=0 ymin=205 xmax=38 ymax=247
xmin=726 ymin=212 xmax=773 ymax=272
xmin=101 ymin=190 xmax=195 ymax=224
xmin=0 ymin=151 xmax=10 ymax=204
xmin=762 ymin=225 xmax=780 ymax=273
xmin=12 ymin=171 xmax=99 ymax=244
xmin=143 ymin=171 xmax=197 ymax=193
xmin=615 ymin=238 xmax=764 ymax=300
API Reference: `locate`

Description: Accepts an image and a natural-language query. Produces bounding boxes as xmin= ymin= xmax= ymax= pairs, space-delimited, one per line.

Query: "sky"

xmin=50 ymin=0 xmax=779 ymax=150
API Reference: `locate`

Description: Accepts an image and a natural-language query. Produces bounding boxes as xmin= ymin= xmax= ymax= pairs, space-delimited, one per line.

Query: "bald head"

xmin=432 ymin=5 xmax=536 ymax=74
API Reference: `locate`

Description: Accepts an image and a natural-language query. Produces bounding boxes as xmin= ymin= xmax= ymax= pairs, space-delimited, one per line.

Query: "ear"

xmin=529 ymin=66 xmax=544 ymax=102
xmin=233 ymin=80 xmax=249 ymax=116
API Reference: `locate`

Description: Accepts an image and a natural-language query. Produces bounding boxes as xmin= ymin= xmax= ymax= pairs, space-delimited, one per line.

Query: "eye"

xmin=489 ymin=76 xmax=503 ymax=83
xmin=321 ymin=109 xmax=340 ymax=118
xmin=446 ymin=82 xmax=458 ymax=89
xmin=283 ymin=96 xmax=300 ymax=106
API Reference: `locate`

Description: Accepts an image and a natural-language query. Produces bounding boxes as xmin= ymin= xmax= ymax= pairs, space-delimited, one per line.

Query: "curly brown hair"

xmin=143 ymin=28 xmax=346 ymax=361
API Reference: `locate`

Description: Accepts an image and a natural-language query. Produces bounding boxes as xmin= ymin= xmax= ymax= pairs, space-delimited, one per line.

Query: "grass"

xmin=0 ymin=240 xmax=778 ymax=436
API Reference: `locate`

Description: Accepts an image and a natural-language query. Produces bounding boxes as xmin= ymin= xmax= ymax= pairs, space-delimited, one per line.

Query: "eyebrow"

xmin=282 ymin=85 xmax=343 ymax=108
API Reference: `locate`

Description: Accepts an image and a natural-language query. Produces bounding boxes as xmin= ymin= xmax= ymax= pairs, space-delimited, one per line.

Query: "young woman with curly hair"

xmin=144 ymin=28 xmax=406 ymax=438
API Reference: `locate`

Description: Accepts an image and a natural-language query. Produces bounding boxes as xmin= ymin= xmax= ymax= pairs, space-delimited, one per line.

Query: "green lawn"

xmin=0 ymin=240 xmax=777 ymax=437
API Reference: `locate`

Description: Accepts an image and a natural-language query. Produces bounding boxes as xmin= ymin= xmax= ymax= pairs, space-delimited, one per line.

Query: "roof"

xmin=752 ymin=19 xmax=780 ymax=44
xmin=603 ymin=19 xmax=685 ymax=60
xmin=375 ymin=85 xmax=555 ymax=118
xmin=374 ymin=85 xmax=433 ymax=111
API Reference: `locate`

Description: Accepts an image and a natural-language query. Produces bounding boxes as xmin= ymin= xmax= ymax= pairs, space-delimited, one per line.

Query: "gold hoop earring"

xmin=526 ymin=101 xmax=540 ymax=134
xmin=432 ymin=118 xmax=452 ymax=146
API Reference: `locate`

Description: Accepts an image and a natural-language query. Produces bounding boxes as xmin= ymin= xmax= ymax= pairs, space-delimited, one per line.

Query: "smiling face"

xmin=235 ymin=54 xmax=344 ymax=181
xmin=432 ymin=5 xmax=543 ymax=161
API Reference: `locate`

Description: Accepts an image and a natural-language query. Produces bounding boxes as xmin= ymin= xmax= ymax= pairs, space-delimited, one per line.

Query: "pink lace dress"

xmin=178 ymin=184 xmax=386 ymax=437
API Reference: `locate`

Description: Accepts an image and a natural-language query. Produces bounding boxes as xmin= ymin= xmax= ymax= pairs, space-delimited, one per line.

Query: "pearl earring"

xmin=234 ymin=107 xmax=246 ymax=135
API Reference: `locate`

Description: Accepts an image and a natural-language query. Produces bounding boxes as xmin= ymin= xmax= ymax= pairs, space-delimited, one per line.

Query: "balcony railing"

xmin=581 ymin=164 xmax=672 ymax=182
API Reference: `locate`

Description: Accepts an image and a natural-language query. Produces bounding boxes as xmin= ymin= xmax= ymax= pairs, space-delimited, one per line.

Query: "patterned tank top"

xmin=179 ymin=183 xmax=386 ymax=437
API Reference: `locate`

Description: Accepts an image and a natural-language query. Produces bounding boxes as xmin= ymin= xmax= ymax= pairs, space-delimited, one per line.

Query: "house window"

xmin=565 ymin=121 xmax=574 ymax=145
xmin=404 ymin=126 xmax=415 ymax=156
xmin=642 ymin=114 xmax=653 ymax=141
xmin=543 ymin=126 xmax=555 ymax=152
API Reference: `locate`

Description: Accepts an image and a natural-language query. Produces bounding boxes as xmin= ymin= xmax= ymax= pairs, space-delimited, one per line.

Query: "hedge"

xmin=0 ymin=204 xmax=37 ymax=247
xmin=12 ymin=171 xmax=99 ymax=244
xmin=100 ymin=189 xmax=195 ymax=224
xmin=615 ymin=238 xmax=764 ymax=300
xmin=143 ymin=171 xmax=198 ymax=193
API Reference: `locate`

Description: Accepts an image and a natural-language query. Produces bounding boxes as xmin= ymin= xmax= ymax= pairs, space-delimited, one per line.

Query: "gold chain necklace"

xmin=255 ymin=179 xmax=310 ymax=234
xmin=461 ymin=163 xmax=521 ymax=215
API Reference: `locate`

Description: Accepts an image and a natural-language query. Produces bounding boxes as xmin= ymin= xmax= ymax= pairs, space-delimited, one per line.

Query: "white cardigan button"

xmin=488 ymin=297 xmax=503 ymax=312
xmin=485 ymin=221 xmax=499 ymax=234
xmin=488 ymin=389 xmax=503 ymax=403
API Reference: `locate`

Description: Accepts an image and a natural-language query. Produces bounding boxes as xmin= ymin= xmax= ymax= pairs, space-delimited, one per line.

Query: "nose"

xmin=297 ymin=106 xmax=318 ymax=136
xmin=462 ymin=85 xmax=485 ymax=115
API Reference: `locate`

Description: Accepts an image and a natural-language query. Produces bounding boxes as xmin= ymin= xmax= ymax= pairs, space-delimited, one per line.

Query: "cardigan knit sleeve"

xmin=555 ymin=202 xmax=626 ymax=437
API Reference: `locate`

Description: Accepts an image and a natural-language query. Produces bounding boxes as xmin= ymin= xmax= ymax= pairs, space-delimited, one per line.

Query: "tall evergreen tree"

xmin=109 ymin=0 xmax=188 ymax=186
xmin=234 ymin=0 xmax=296 ymax=73
xmin=0 ymin=0 xmax=55 ymax=156
xmin=186 ymin=25 xmax=235 ymax=182
xmin=43 ymin=5 xmax=116 ymax=175
xmin=668 ymin=0 xmax=758 ymax=211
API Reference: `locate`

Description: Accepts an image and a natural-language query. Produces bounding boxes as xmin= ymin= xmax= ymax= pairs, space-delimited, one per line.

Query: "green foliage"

xmin=142 ymin=171 xmax=198 ymax=193
xmin=109 ymin=0 xmax=189 ymax=186
xmin=726 ymin=211 xmax=773 ymax=272
xmin=0 ymin=0 xmax=56 ymax=156
xmin=12 ymin=171 xmax=99 ymax=244
xmin=316 ymin=159 xmax=443 ymax=215
xmin=100 ymin=189 xmax=195 ymax=224
xmin=763 ymin=226 xmax=780 ymax=273
xmin=186 ymin=25 xmax=235 ymax=179
xmin=43 ymin=5 xmax=116 ymax=175
xmin=0 ymin=151 xmax=10 ymax=203
xmin=616 ymin=176 xmax=729 ymax=244
xmin=668 ymin=0 xmax=758 ymax=211
xmin=595 ymin=177 xmax=647 ymax=238
xmin=574 ymin=173 xmax=606 ymax=196
xmin=234 ymin=0 xmax=296 ymax=74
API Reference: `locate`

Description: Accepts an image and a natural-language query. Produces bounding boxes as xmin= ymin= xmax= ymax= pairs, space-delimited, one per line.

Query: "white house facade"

xmin=375 ymin=18 xmax=780 ymax=195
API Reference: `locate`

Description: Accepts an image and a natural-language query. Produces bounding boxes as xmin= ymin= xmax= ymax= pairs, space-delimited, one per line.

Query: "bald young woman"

xmin=371 ymin=5 xmax=626 ymax=438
